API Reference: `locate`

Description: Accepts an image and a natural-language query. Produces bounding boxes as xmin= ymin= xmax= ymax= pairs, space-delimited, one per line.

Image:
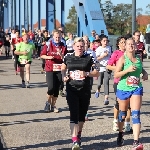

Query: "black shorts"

xmin=19 ymin=61 xmax=32 ymax=67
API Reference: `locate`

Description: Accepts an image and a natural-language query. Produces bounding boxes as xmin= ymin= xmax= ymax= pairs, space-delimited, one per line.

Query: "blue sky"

xmin=10 ymin=0 xmax=149 ymax=27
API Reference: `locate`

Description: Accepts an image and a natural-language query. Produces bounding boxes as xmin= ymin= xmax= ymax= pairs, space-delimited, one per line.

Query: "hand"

xmin=142 ymin=72 xmax=148 ymax=81
xmin=48 ymin=56 xmax=54 ymax=59
xmin=103 ymin=51 xmax=108 ymax=57
xmin=56 ymin=48 xmax=62 ymax=55
xmin=79 ymin=71 xmax=86 ymax=77
xmin=22 ymin=51 xmax=28 ymax=55
xmin=63 ymin=76 xmax=69 ymax=82
xmin=127 ymin=65 xmax=137 ymax=73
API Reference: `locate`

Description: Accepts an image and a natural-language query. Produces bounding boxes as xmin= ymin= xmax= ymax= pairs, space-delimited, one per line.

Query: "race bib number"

xmin=70 ymin=70 xmax=85 ymax=80
xmin=53 ymin=64 xmax=62 ymax=71
xmin=126 ymin=76 xmax=139 ymax=87
xmin=20 ymin=59 xmax=28 ymax=64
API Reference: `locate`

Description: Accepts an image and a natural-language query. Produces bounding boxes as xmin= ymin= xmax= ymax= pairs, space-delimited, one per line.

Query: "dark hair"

xmin=100 ymin=35 xmax=108 ymax=41
xmin=116 ymin=36 xmax=126 ymax=49
xmin=44 ymin=30 xmax=48 ymax=33
xmin=133 ymin=30 xmax=140 ymax=35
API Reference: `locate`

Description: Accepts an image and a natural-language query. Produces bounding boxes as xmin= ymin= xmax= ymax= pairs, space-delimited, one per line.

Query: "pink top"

xmin=107 ymin=50 xmax=124 ymax=83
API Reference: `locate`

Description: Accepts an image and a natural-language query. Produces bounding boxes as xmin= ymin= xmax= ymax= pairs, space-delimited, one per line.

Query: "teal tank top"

xmin=117 ymin=54 xmax=142 ymax=91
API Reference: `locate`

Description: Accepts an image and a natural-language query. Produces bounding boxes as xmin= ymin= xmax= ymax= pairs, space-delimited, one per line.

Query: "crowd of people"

xmin=0 ymin=25 xmax=150 ymax=150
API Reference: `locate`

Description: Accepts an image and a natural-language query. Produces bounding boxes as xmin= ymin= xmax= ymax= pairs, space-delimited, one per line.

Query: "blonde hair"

xmin=73 ymin=37 xmax=85 ymax=44
xmin=52 ymin=29 xmax=60 ymax=36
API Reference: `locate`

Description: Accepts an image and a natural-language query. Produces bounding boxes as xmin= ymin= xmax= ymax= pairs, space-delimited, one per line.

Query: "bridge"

xmin=0 ymin=0 xmax=108 ymax=36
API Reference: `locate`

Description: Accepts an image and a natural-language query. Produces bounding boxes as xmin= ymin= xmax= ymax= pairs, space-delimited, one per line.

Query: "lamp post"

xmin=53 ymin=0 xmax=56 ymax=29
xmin=120 ymin=19 xmax=125 ymax=35
xmin=132 ymin=0 xmax=136 ymax=34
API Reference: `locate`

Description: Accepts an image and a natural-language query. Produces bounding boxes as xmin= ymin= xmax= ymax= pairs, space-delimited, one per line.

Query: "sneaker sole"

xmin=72 ymin=145 xmax=80 ymax=150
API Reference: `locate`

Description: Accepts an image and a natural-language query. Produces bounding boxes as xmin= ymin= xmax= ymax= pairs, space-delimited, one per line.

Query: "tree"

xmin=65 ymin=6 xmax=77 ymax=33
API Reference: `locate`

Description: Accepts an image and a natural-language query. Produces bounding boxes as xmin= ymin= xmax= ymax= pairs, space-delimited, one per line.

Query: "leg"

xmin=103 ymin=71 xmax=110 ymax=104
xmin=66 ymin=90 xmax=79 ymax=141
xmin=113 ymin=83 xmax=119 ymax=131
xmin=78 ymin=91 xmax=90 ymax=138
xmin=130 ymin=87 xmax=143 ymax=144
xmin=52 ymin=72 xmax=62 ymax=112
xmin=95 ymin=72 xmax=104 ymax=98
xmin=25 ymin=64 xmax=30 ymax=82
xmin=14 ymin=54 xmax=18 ymax=73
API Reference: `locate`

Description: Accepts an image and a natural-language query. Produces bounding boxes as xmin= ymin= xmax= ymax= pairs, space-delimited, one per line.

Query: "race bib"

xmin=70 ymin=70 xmax=85 ymax=80
xmin=53 ymin=64 xmax=62 ymax=71
xmin=126 ymin=76 xmax=139 ymax=87
xmin=20 ymin=59 xmax=28 ymax=64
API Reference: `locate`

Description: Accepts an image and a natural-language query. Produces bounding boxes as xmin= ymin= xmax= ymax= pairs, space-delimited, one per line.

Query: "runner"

xmin=66 ymin=32 xmax=74 ymax=53
xmin=61 ymin=37 xmax=99 ymax=150
xmin=114 ymin=38 xmax=148 ymax=149
xmin=12 ymin=31 xmax=23 ymax=75
xmin=14 ymin=34 xmax=35 ymax=87
xmin=106 ymin=36 xmax=132 ymax=132
xmin=133 ymin=30 xmax=145 ymax=62
xmin=95 ymin=36 xmax=112 ymax=105
xmin=40 ymin=29 xmax=67 ymax=113
xmin=40 ymin=30 xmax=50 ymax=74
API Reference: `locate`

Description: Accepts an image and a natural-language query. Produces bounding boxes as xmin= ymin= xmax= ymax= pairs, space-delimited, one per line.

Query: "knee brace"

xmin=118 ymin=111 xmax=127 ymax=122
xmin=132 ymin=110 xmax=141 ymax=124
xmin=114 ymin=100 xmax=119 ymax=110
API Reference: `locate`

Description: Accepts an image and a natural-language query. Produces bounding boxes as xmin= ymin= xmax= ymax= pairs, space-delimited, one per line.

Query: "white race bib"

xmin=53 ymin=64 xmax=62 ymax=71
xmin=20 ymin=59 xmax=28 ymax=64
xmin=70 ymin=70 xmax=85 ymax=80
xmin=126 ymin=76 xmax=139 ymax=87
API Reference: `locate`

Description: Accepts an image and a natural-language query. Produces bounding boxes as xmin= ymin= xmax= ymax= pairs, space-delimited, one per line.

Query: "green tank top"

xmin=117 ymin=54 xmax=142 ymax=91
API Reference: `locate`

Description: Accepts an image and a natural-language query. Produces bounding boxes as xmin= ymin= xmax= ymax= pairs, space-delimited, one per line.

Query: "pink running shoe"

xmin=17 ymin=67 xmax=20 ymax=72
xmin=132 ymin=142 xmax=143 ymax=150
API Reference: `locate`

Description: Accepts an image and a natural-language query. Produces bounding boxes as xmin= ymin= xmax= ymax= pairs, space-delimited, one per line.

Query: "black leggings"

xmin=46 ymin=71 xmax=62 ymax=97
xmin=41 ymin=59 xmax=45 ymax=70
xmin=14 ymin=54 xmax=19 ymax=71
xmin=37 ymin=46 xmax=41 ymax=57
xmin=67 ymin=89 xmax=90 ymax=124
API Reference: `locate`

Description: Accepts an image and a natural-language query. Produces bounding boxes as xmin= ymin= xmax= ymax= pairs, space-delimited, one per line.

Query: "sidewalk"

xmin=0 ymin=57 xmax=150 ymax=150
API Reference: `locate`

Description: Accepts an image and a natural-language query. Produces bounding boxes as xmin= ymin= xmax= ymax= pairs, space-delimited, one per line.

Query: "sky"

xmin=8 ymin=0 xmax=149 ymax=27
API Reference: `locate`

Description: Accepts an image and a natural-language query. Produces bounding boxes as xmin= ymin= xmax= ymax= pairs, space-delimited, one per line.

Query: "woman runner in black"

xmin=61 ymin=37 xmax=99 ymax=150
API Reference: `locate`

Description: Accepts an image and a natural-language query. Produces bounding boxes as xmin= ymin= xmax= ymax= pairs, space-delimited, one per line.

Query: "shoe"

xmin=59 ymin=90 xmax=66 ymax=97
xmin=113 ymin=120 xmax=119 ymax=131
xmin=132 ymin=141 xmax=143 ymax=150
xmin=117 ymin=132 xmax=124 ymax=146
xmin=104 ymin=99 xmax=109 ymax=105
xmin=26 ymin=82 xmax=30 ymax=88
xmin=44 ymin=101 xmax=50 ymax=113
xmin=17 ymin=67 xmax=20 ymax=72
xmin=124 ymin=124 xmax=133 ymax=133
xmin=95 ymin=91 xmax=99 ymax=98
xmin=22 ymin=82 xmax=26 ymax=88
xmin=85 ymin=114 xmax=89 ymax=121
xmin=41 ymin=70 xmax=44 ymax=74
xmin=51 ymin=106 xmax=59 ymax=113
xmin=72 ymin=141 xmax=80 ymax=150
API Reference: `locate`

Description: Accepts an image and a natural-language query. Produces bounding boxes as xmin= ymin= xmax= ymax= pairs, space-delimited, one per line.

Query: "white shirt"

xmin=140 ymin=34 xmax=145 ymax=43
xmin=86 ymin=48 xmax=97 ymax=60
xmin=96 ymin=46 xmax=111 ymax=72
xmin=66 ymin=39 xmax=74 ymax=51
xmin=11 ymin=33 xmax=16 ymax=42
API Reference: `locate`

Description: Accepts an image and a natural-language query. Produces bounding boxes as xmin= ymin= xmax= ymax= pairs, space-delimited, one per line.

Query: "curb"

xmin=0 ymin=129 xmax=7 ymax=150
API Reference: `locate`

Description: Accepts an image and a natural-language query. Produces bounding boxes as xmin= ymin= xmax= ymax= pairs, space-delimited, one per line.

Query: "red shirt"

xmin=12 ymin=37 xmax=23 ymax=45
xmin=41 ymin=41 xmax=67 ymax=72
xmin=135 ymin=41 xmax=145 ymax=61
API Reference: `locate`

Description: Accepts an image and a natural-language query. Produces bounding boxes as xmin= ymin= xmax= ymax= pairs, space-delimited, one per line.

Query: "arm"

xmin=40 ymin=45 xmax=54 ymax=60
xmin=114 ymin=56 xmax=129 ymax=78
xmin=106 ymin=51 xmax=117 ymax=71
